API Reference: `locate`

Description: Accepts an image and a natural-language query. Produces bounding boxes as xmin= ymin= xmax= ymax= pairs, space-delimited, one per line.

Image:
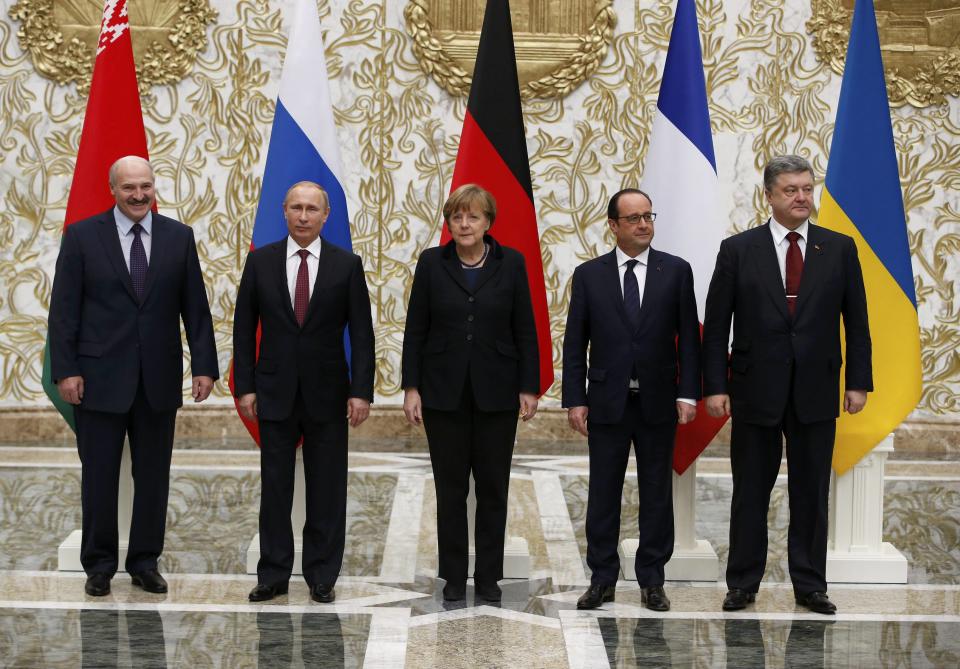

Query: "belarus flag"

xmin=228 ymin=0 xmax=352 ymax=442
xmin=641 ymin=0 xmax=726 ymax=474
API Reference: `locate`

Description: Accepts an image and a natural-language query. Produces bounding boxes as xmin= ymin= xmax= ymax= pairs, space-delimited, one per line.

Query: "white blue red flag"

xmin=641 ymin=0 xmax=726 ymax=474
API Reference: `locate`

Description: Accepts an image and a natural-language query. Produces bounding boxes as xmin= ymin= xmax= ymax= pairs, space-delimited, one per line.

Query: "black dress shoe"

xmin=85 ymin=573 xmax=112 ymax=597
xmin=311 ymin=584 xmax=335 ymax=603
xmin=248 ymin=582 xmax=288 ymax=602
xmin=475 ymin=580 xmax=502 ymax=602
xmin=577 ymin=584 xmax=615 ymax=610
xmin=641 ymin=585 xmax=670 ymax=612
xmin=795 ymin=591 xmax=836 ymax=615
xmin=130 ymin=569 xmax=168 ymax=594
xmin=722 ymin=588 xmax=757 ymax=611
xmin=443 ymin=581 xmax=466 ymax=601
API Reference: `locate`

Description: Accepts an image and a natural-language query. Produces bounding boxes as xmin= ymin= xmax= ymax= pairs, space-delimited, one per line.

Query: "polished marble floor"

xmin=0 ymin=438 xmax=958 ymax=667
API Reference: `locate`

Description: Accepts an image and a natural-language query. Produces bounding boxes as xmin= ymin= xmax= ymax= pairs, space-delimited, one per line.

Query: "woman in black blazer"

xmin=402 ymin=184 xmax=539 ymax=602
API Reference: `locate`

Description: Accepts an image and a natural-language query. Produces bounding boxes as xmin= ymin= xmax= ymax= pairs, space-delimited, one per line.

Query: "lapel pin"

xmin=814 ymin=244 xmax=822 ymax=253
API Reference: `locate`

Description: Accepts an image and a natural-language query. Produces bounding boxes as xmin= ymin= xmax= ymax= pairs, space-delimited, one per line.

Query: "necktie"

xmin=785 ymin=231 xmax=803 ymax=317
xmin=129 ymin=223 xmax=148 ymax=301
xmin=293 ymin=249 xmax=311 ymax=326
xmin=623 ymin=259 xmax=640 ymax=331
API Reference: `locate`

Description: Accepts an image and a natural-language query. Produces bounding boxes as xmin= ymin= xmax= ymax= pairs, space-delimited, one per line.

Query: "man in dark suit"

xmin=702 ymin=155 xmax=872 ymax=615
xmin=233 ymin=181 xmax=375 ymax=604
xmin=49 ymin=156 xmax=219 ymax=597
xmin=562 ymin=188 xmax=701 ymax=612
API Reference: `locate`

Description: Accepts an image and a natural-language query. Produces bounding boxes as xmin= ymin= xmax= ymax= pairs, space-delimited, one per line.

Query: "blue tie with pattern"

xmin=130 ymin=223 xmax=148 ymax=301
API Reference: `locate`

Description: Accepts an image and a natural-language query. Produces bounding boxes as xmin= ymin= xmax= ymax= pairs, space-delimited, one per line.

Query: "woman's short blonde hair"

xmin=442 ymin=184 xmax=497 ymax=227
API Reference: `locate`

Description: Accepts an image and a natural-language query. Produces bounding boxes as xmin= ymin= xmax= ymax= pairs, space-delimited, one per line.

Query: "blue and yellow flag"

xmin=819 ymin=0 xmax=921 ymax=474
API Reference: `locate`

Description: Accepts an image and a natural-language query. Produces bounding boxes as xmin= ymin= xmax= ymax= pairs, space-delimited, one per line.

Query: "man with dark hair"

xmin=703 ymin=155 xmax=872 ymax=615
xmin=49 ymin=156 xmax=219 ymax=597
xmin=563 ymin=188 xmax=701 ymax=611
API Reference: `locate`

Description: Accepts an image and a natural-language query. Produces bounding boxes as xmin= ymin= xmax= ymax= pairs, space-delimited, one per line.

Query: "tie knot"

xmin=786 ymin=231 xmax=801 ymax=243
xmin=131 ymin=223 xmax=143 ymax=237
xmin=625 ymin=259 xmax=638 ymax=271
xmin=297 ymin=249 xmax=310 ymax=260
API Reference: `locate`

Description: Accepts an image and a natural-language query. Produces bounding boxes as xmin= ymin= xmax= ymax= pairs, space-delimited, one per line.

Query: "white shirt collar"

xmin=615 ymin=245 xmax=650 ymax=267
xmin=114 ymin=206 xmax=152 ymax=235
xmin=769 ymin=217 xmax=808 ymax=245
xmin=286 ymin=235 xmax=322 ymax=258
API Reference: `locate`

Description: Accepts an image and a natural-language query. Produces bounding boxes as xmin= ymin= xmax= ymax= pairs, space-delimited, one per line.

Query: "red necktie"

xmin=294 ymin=249 xmax=310 ymax=326
xmin=785 ymin=231 xmax=803 ymax=317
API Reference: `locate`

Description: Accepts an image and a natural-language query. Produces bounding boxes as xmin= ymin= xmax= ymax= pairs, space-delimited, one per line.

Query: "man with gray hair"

xmin=702 ymin=155 xmax=872 ymax=615
xmin=49 ymin=156 xmax=219 ymax=597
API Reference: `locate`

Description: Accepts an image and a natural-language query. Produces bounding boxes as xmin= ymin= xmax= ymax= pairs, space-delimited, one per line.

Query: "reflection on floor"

xmin=0 ymin=439 xmax=958 ymax=667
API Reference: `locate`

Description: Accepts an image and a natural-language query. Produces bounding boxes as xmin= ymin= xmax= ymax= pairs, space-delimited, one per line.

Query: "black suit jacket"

xmin=401 ymin=235 xmax=539 ymax=412
xmin=702 ymin=221 xmax=872 ymax=425
xmin=232 ymin=237 xmax=375 ymax=422
xmin=561 ymin=248 xmax=701 ymax=425
xmin=48 ymin=208 xmax=219 ymax=413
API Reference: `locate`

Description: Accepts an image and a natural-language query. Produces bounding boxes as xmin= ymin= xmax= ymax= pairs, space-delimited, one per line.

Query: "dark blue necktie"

xmin=130 ymin=223 xmax=148 ymax=300
xmin=623 ymin=259 xmax=640 ymax=331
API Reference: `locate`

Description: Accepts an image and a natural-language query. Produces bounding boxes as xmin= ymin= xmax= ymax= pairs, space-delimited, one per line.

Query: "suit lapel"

xmin=793 ymin=224 xmax=828 ymax=321
xmin=303 ymin=239 xmax=334 ymax=326
xmin=275 ymin=241 xmax=298 ymax=325
xmin=471 ymin=250 xmax=503 ymax=293
xmin=440 ymin=242 xmax=473 ymax=295
xmin=750 ymin=222 xmax=791 ymax=323
xmin=139 ymin=215 xmax=164 ymax=304
xmin=96 ymin=210 xmax=138 ymax=304
xmin=636 ymin=249 xmax=662 ymax=327
xmin=602 ymin=250 xmax=632 ymax=332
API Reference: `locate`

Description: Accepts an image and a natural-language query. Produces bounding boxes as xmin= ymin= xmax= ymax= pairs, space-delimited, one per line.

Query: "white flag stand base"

xmin=827 ymin=434 xmax=908 ymax=583
xmin=59 ymin=442 xmax=134 ymax=572
xmin=619 ymin=461 xmax=719 ymax=581
xmin=247 ymin=449 xmax=307 ymax=575
xmin=466 ymin=473 xmax=530 ymax=579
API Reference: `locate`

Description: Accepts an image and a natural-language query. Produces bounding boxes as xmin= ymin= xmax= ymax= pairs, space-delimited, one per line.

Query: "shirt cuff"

xmin=677 ymin=398 xmax=697 ymax=406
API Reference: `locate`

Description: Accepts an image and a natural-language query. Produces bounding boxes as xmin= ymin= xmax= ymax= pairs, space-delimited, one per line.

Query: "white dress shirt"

xmin=769 ymin=217 xmax=808 ymax=289
xmin=285 ymin=236 xmax=322 ymax=306
xmin=114 ymin=206 xmax=153 ymax=271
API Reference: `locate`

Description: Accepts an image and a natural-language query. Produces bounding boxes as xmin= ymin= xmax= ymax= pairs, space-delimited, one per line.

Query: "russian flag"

xmin=819 ymin=0 xmax=921 ymax=474
xmin=229 ymin=0 xmax=351 ymax=442
xmin=640 ymin=0 xmax=726 ymax=474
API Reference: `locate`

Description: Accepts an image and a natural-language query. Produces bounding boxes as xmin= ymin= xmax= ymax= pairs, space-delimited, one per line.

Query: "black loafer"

xmin=722 ymin=588 xmax=756 ymax=611
xmin=641 ymin=585 xmax=670 ymax=612
xmin=310 ymin=583 xmax=335 ymax=603
xmin=130 ymin=569 xmax=168 ymax=594
xmin=85 ymin=573 xmax=112 ymax=597
xmin=475 ymin=580 xmax=502 ymax=602
xmin=443 ymin=581 xmax=466 ymax=601
xmin=795 ymin=591 xmax=836 ymax=615
xmin=577 ymin=584 xmax=615 ymax=610
xmin=248 ymin=582 xmax=288 ymax=602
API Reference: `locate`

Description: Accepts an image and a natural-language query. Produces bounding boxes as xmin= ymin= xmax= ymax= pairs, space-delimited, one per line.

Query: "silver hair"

xmin=763 ymin=155 xmax=814 ymax=192
xmin=108 ymin=156 xmax=154 ymax=187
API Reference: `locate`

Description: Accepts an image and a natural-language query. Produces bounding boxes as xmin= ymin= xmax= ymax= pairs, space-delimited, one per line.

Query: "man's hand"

xmin=57 ymin=376 xmax=84 ymax=405
xmin=677 ymin=401 xmax=696 ymax=425
xmin=347 ymin=397 xmax=370 ymax=428
xmin=844 ymin=390 xmax=867 ymax=414
xmin=705 ymin=394 xmax=731 ymax=418
xmin=192 ymin=376 xmax=215 ymax=402
xmin=519 ymin=393 xmax=539 ymax=422
xmin=403 ymin=388 xmax=422 ymax=426
xmin=567 ymin=406 xmax=589 ymax=437
xmin=238 ymin=393 xmax=257 ymax=420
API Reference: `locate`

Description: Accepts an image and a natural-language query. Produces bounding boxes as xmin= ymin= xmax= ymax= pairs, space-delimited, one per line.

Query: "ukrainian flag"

xmin=819 ymin=0 xmax=922 ymax=474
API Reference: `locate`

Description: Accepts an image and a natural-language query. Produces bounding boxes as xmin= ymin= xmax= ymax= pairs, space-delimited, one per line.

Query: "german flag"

xmin=441 ymin=0 xmax=554 ymax=396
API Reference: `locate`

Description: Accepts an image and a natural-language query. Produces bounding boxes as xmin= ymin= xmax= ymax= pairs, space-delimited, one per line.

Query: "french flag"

xmin=230 ymin=0 xmax=351 ymax=441
xmin=640 ymin=0 xmax=726 ymax=474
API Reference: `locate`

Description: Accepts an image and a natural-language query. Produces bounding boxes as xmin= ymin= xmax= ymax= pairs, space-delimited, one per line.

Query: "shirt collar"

xmin=769 ymin=217 xmax=808 ymax=245
xmin=615 ymin=245 xmax=650 ymax=267
xmin=114 ymin=206 xmax=152 ymax=236
xmin=287 ymin=235 xmax=322 ymax=259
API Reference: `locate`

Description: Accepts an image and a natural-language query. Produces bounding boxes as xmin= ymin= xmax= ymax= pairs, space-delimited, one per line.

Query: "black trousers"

xmin=422 ymin=380 xmax=518 ymax=584
xmin=726 ymin=400 xmax=836 ymax=596
xmin=585 ymin=393 xmax=677 ymax=587
xmin=257 ymin=388 xmax=348 ymax=588
xmin=74 ymin=381 xmax=177 ymax=576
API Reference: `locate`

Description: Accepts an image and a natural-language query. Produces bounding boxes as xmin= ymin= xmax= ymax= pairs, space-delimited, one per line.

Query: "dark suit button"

xmin=467 ymin=315 xmax=474 ymax=322
xmin=468 ymin=296 xmax=475 ymax=302
xmin=791 ymin=332 xmax=796 ymax=337
xmin=466 ymin=334 xmax=473 ymax=341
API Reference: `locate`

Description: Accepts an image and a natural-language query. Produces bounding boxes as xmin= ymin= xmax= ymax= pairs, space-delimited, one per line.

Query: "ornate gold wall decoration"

xmin=403 ymin=0 xmax=616 ymax=98
xmin=9 ymin=0 xmax=217 ymax=94
xmin=808 ymin=0 xmax=960 ymax=107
